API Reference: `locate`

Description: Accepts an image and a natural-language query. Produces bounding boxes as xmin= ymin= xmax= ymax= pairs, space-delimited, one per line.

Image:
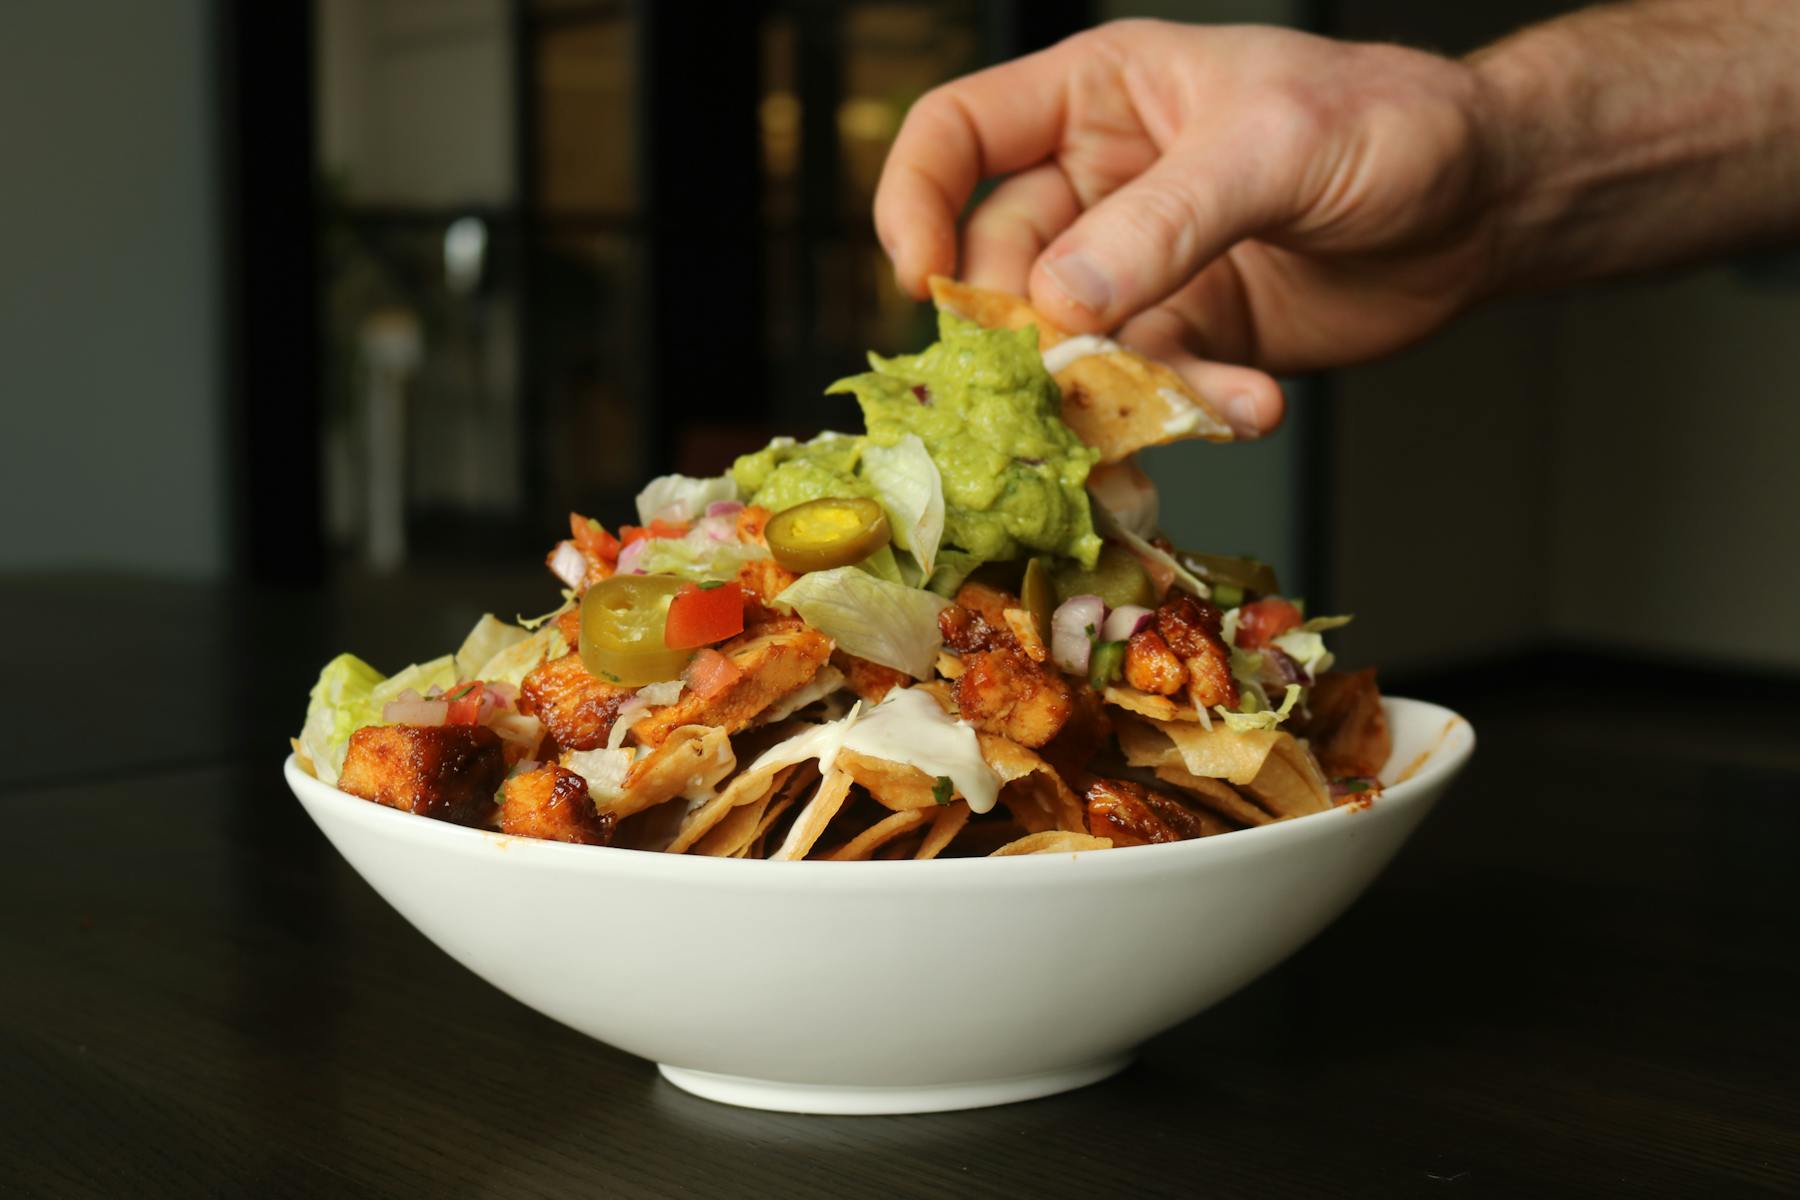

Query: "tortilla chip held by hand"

xmin=928 ymin=276 xmax=1234 ymax=462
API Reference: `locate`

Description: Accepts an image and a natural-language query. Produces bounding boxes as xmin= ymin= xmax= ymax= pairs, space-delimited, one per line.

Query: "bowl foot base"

xmin=657 ymin=1055 xmax=1133 ymax=1115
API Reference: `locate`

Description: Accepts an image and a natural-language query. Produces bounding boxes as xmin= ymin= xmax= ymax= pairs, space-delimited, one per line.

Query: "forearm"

xmin=1471 ymin=0 xmax=1800 ymax=294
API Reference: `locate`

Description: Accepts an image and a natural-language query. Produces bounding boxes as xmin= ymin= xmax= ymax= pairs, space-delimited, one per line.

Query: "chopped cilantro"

xmin=932 ymin=776 xmax=954 ymax=805
xmin=697 ymin=580 xmax=727 ymax=590
xmin=445 ymin=682 xmax=479 ymax=701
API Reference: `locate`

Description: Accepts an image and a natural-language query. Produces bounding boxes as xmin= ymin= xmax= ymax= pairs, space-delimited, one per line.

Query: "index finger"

xmin=874 ymin=44 xmax=1075 ymax=298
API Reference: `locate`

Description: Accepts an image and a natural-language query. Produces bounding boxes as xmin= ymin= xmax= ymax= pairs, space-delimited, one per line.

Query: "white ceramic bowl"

xmin=285 ymin=696 xmax=1472 ymax=1114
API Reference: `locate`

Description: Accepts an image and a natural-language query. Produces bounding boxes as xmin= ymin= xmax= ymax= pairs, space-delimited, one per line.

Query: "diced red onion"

xmin=615 ymin=537 xmax=648 ymax=575
xmin=696 ymin=515 xmax=736 ymax=543
xmin=1051 ymin=594 xmax=1106 ymax=675
xmin=474 ymin=689 xmax=502 ymax=724
xmin=485 ymin=681 xmax=520 ymax=706
xmin=549 ymin=541 xmax=587 ymax=589
xmin=1101 ymin=604 xmax=1153 ymax=642
xmin=1259 ymin=646 xmax=1308 ymax=687
xmin=705 ymin=500 xmax=745 ymax=518
xmin=383 ymin=698 xmax=449 ymax=725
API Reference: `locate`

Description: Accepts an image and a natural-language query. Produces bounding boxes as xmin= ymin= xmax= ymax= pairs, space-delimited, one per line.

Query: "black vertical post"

xmin=640 ymin=1 xmax=768 ymax=471
xmin=512 ymin=0 xmax=544 ymax=527
xmin=217 ymin=0 xmax=323 ymax=584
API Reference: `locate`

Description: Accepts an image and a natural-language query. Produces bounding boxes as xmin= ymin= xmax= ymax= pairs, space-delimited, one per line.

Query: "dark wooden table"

xmin=5 ymin=575 xmax=1797 ymax=1198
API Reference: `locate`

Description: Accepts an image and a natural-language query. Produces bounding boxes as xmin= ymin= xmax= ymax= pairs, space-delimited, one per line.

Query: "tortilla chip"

xmin=928 ymin=276 xmax=1233 ymax=462
xmin=1104 ymin=685 xmax=1198 ymax=723
xmin=1240 ymin=746 xmax=1332 ymax=819
xmin=836 ymin=749 xmax=942 ymax=811
xmin=878 ymin=833 xmax=928 ymax=860
xmin=590 ymin=725 xmax=737 ymax=821
xmin=688 ymin=792 xmax=773 ymax=858
xmin=666 ymin=758 xmax=797 ymax=854
xmin=935 ymin=651 xmax=965 ymax=679
xmin=770 ymin=768 xmax=855 ymax=860
xmin=827 ymin=808 xmax=936 ymax=861
xmin=1117 ymin=716 xmax=1329 ymax=818
xmin=990 ymin=830 xmax=1113 ymax=856
xmin=979 ymin=734 xmax=1088 ymax=832
xmin=915 ymin=801 xmax=970 ymax=860
xmin=1151 ymin=765 xmax=1274 ymax=826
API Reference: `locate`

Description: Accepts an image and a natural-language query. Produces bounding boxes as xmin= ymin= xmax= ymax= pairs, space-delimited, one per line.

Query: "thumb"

xmin=1028 ymin=140 xmax=1284 ymax=333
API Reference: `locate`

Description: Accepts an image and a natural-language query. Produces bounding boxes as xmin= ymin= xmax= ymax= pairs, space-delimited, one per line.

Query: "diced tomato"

xmin=569 ymin=512 xmax=620 ymax=561
xmin=445 ymin=681 xmax=484 ymax=725
xmin=664 ymin=582 xmax=746 ymax=650
xmin=1234 ymin=597 xmax=1304 ymax=649
xmin=619 ymin=524 xmax=651 ymax=547
xmin=682 ymin=647 xmax=743 ymax=699
xmin=648 ymin=518 xmax=689 ymax=539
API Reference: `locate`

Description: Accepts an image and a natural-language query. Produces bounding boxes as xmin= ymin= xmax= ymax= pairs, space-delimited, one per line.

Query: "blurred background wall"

xmin=2 ymin=0 xmax=1796 ymax=680
xmin=0 ymin=0 xmax=226 ymax=576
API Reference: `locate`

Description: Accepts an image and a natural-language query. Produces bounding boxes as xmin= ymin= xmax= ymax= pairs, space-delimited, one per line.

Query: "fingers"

xmin=960 ymin=164 xmax=1084 ymax=295
xmin=1028 ymin=134 xmax=1286 ymax=334
xmin=1116 ymin=304 xmax=1287 ymax=439
xmin=874 ymin=47 xmax=1075 ymax=297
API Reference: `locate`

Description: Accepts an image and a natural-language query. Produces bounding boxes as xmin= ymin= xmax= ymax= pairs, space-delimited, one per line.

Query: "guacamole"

xmin=731 ymin=431 xmax=872 ymax=515
xmin=731 ymin=312 xmax=1102 ymax=588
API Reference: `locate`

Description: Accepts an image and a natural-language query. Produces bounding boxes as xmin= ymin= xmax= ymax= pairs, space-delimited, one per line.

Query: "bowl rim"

xmin=285 ymin=695 xmax=1473 ymax=882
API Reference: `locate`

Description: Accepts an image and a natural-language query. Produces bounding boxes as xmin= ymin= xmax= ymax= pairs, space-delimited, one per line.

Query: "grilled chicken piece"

xmin=952 ymin=643 xmax=1073 ymax=748
xmin=520 ymin=652 xmax=632 ymax=751
xmin=499 ymin=762 xmax=613 ymax=845
xmin=938 ymin=601 xmax=1015 ymax=654
xmin=1039 ymin=682 xmax=1114 ymax=778
xmin=1298 ymin=668 xmax=1391 ymax=778
xmin=631 ymin=625 xmax=833 ymax=745
xmin=832 ymin=650 xmax=908 ymax=704
xmin=730 ymin=506 xmax=802 ymax=618
xmin=939 ymin=600 xmax=1073 ymax=748
xmin=953 ymin=580 xmax=1018 ymax=630
xmin=554 ymin=605 xmax=581 ymax=649
xmin=1156 ymin=592 xmax=1239 ymax=711
xmin=1123 ymin=627 xmax=1185 ymax=695
xmin=339 ymin=724 xmax=506 ymax=827
xmin=1084 ymin=776 xmax=1231 ymax=846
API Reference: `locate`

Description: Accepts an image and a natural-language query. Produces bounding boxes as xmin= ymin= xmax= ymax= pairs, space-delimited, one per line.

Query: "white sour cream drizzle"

xmin=1040 ymin=334 xmax=1122 ymax=374
xmin=746 ymin=689 xmax=1002 ymax=814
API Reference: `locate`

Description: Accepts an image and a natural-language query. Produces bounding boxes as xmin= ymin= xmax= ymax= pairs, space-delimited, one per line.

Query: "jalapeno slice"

xmin=1175 ymin=550 xmax=1280 ymax=598
xmin=1051 ymin=543 xmax=1156 ymax=610
xmin=579 ymin=575 xmax=691 ymax=686
xmin=765 ymin=497 xmax=891 ymax=573
xmin=1020 ymin=557 xmax=1056 ymax=646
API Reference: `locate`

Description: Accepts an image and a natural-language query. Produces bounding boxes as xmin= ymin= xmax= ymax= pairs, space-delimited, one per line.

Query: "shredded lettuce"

xmin=856 ymin=543 xmax=907 ymax=586
xmin=517 ymin=599 xmax=571 ymax=631
xmin=369 ymin=656 xmax=459 ymax=710
xmin=297 ymin=654 xmax=386 ymax=786
xmin=1271 ymin=629 xmax=1335 ymax=679
xmin=475 ymin=623 xmax=569 ymax=689
xmin=1216 ymin=683 xmax=1302 ymax=732
xmin=634 ymin=472 xmax=740 ymax=525
xmin=1299 ymin=614 xmax=1353 ymax=634
xmin=633 ymin=528 xmax=770 ymax=580
xmin=455 ymin=615 xmax=528 ymax=679
xmin=775 ymin=566 xmax=950 ymax=679
xmin=861 ymin=433 xmax=944 ymax=576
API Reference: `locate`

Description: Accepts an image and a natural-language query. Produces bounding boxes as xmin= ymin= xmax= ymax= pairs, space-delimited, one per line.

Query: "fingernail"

xmin=1223 ymin=393 xmax=1263 ymax=439
xmin=1044 ymin=251 xmax=1113 ymax=314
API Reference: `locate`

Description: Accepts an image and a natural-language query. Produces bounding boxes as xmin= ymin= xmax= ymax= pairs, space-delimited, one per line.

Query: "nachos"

xmin=295 ymin=284 xmax=1389 ymax=858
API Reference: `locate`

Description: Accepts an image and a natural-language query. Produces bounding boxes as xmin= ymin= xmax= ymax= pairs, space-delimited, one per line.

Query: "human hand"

xmin=874 ymin=20 xmax=1505 ymax=437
